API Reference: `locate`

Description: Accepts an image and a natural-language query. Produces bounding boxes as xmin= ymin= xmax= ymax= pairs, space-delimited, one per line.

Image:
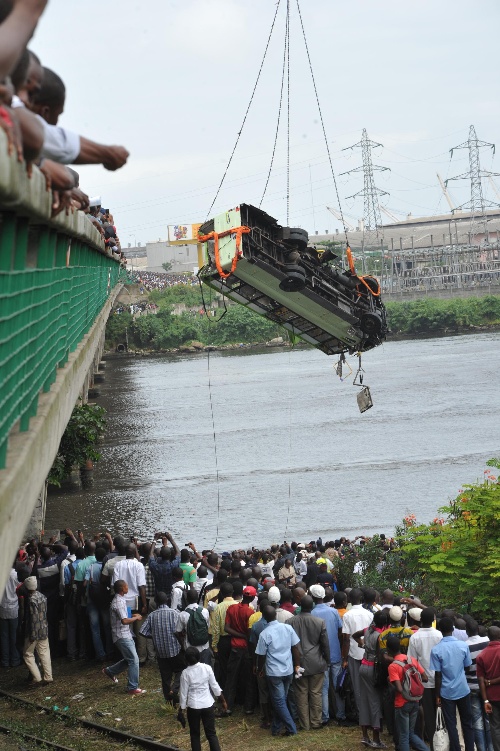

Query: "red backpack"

xmin=393 ymin=657 xmax=425 ymax=702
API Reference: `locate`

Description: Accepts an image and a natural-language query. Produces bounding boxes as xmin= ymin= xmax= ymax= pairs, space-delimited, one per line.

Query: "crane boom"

xmin=437 ymin=173 xmax=456 ymax=211
xmin=326 ymin=206 xmax=355 ymax=231
xmin=380 ymin=206 xmax=401 ymax=223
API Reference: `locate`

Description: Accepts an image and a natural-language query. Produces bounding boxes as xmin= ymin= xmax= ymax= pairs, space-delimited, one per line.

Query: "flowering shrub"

xmin=397 ymin=459 xmax=500 ymax=618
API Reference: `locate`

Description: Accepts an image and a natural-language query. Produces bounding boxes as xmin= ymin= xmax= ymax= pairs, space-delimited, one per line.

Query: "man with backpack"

xmin=387 ymin=633 xmax=429 ymax=751
xmin=139 ymin=591 xmax=185 ymax=703
xmin=176 ymin=589 xmax=210 ymax=664
xmin=171 ymin=567 xmax=189 ymax=612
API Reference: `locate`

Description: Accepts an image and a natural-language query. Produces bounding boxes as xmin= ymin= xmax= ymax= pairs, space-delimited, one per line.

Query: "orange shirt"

xmin=388 ymin=653 xmax=425 ymax=707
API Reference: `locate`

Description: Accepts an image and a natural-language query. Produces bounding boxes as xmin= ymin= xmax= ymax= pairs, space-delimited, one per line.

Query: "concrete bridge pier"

xmin=24 ymin=482 xmax=47 ymax=541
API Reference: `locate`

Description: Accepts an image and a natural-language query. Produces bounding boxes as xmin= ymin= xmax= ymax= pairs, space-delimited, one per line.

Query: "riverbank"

xmin=103 ymin=320 xmax=500 ymax=358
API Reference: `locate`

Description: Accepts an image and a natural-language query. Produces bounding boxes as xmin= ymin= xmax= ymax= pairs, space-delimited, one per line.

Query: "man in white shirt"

xmin=176 ymin=590 xmax=210 ymax=664
xmin=171 ymin=567 xmax=188 ymax=612
xmin=112 ymin=545 xmax=147 ymax=616
xmin=0 ymin=565 xmax=21 ymax=668
xmin=179 ymin=647 xmax=226 ymax=751
xmin=407 ymin=607 xmax=442 ymax=745
xmin=341 ymin=588 xmax=373 ymax=712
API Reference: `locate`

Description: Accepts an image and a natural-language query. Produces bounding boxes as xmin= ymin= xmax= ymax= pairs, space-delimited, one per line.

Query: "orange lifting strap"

xmin=198 ymin=226 xmax=251 ymax=279
xmin=346 ymin=244 xmax=381 ymax=297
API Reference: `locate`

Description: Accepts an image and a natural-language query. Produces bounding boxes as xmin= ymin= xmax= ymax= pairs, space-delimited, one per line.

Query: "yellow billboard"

xmin=168 ymin=223 xmax=202 ymax=243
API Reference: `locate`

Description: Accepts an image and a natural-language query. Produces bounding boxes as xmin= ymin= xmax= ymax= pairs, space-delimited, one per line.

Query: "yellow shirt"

xmin=211 ymin=597 xmax=237 ymax=651
xmin=248 ymin=612 xmax=262 ymax=628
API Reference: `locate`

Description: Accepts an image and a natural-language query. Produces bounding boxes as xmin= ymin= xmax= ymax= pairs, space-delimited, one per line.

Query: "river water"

xmin=45 ymin=333 xmax=500 ymax=550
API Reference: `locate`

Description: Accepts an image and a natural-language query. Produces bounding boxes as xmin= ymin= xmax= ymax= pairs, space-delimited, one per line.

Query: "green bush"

xmin=48 ymin=404 xmax=106 ymax=486
xmin=386 ymin=295 xmax=500 ymax=335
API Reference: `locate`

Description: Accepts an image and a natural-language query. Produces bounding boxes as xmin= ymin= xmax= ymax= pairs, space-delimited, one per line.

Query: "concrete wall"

xmin=146 ymin=241 xmax=198 ymax=273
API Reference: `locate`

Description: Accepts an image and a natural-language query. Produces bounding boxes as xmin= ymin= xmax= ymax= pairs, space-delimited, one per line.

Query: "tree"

xmin=48 ymin=404 xmax=106 ymax=486
xmin=161 ymin=261 xmax=172 ymax=272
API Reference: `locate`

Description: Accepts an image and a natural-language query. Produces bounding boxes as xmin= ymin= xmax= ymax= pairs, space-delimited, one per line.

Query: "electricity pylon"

xmin=341 ymin=129 xmax=389 ymax=260
xmin=446 ymin=125 xmax=500 ymax=241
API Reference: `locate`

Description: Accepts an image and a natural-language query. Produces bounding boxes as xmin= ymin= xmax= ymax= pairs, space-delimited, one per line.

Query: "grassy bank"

xmin=0 ymin=660 xmax=361 ymax=751
xmin=106 ymin=285 xmax=500 ymax=351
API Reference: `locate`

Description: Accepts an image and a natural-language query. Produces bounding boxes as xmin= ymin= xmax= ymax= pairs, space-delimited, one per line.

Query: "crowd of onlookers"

xmin=1 ymin=530 xmax=499 ymax=751
xmin=127 ymin=271 xmax=198 ymax=292
xmin=0 ymin=0 xmax=128 ymax=255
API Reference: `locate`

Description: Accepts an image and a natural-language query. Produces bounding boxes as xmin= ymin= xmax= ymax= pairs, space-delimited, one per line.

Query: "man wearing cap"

xmin=223 ymin=585 xmax=256 ymax=714
xmin=378 ymin=605 xmax=414 ymax=740
xmin=21 ymin=576 xmax=53 ymax=685
xmin=289 ymin=594 xmax=330 ymax=730
xmin=255 ymin=604 xmax=300 ymax=736
xmin=342 ymin=588 xmax=374 ymax=713
xmin=407 ymin=608 xmax=443 ymax=748
xmin=311 ymin=584 xmax=345 ymax=725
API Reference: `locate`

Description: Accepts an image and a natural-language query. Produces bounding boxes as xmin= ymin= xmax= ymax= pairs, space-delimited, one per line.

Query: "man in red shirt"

xmin=477 ymin=626 xmax=500 ymax=751
xmin=387 ymin=633 xmax=429 ymax=751
xmin=224 ymin=586 xmax=256 ymax=714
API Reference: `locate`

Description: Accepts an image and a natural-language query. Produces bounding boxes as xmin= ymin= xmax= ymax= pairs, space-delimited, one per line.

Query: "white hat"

xmin=408 ymin=607 xmax=421 ymax=622
xmin=389 ymin=605 xmax=403 ymax=622
xmin=309 ymin=584 xmax=326 ymax=599
xmin=24 ymin=576 xmax=37 ymax=591
xmin=89 ymin=195 xmax=102 ymax=208
xmin=268 ymin=586 xmax=281 ymax=603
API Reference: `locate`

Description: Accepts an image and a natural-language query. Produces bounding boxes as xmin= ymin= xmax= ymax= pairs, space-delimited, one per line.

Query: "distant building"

xmin=122 ymin=241 xmax=197 ymax=273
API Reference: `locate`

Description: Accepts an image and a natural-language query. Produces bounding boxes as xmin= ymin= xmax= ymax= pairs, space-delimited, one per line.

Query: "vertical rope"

xmin=206 ymin=350 xmax=222 ymax=549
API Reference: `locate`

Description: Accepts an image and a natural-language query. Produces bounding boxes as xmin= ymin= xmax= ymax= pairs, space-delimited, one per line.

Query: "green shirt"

xmin=180 ymin=562 xmax=196 ymax=585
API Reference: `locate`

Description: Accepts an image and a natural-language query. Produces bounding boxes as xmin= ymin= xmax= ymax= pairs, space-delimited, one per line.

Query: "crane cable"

xmin=259 ymin=1 xmax=289 ymax=208
xmin=206 ymin=349 xmax=222 ymax=549
xmin=295 ymin=0 xmax=350 ymax=249
xmin=204 ymin=0 xmax=282 ymax=221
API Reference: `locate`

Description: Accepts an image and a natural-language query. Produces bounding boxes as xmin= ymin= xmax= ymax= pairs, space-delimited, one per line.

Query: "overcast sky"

xmin=31 ymin=0 xmax=500 ymax=247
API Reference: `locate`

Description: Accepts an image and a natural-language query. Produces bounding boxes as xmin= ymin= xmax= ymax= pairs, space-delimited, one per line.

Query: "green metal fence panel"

xmin=0 ymin=131 xmax=120 ymax=469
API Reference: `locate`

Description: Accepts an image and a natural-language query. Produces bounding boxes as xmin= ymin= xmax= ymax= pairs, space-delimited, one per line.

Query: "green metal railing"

xmin=0 ymin=131 xmax=120 ymax=469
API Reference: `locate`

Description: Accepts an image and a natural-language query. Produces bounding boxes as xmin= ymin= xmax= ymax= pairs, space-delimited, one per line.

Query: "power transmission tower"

xmin=446 ymin=125 xmax=500 ymax=241
xmin=340 ymin=129 xmax=389 ymax=263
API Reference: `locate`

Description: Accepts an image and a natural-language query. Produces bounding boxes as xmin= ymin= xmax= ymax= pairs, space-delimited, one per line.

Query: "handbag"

xmin=433 ymin=707 xmax=450 ymax=751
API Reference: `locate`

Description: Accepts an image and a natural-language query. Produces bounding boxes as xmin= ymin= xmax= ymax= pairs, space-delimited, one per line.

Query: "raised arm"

xmin=0 ymin=0 xmax=48 ymax=80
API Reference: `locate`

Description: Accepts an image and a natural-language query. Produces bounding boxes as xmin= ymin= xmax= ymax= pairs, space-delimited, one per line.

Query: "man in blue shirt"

xmin=310 ymin=584 xmax=345 ymax=725
xmin=255 ymin=605 xmax=301 ymax=737
xmin=430 ymin=616 xmax=474 ymax=751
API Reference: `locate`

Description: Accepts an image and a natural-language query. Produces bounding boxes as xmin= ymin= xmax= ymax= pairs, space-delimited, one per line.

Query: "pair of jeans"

xmin=322 ymin=661 xmax=345 ymax=722
xmin=157 ymin=652 xmax=186 ymax=700
xmin=394 ymin=701 xmax=429 ymax=751
xmin=186 ymin=705 xmax=221 ymax=751
xmin=266 ymin=674 xmax=297 ymax=735
xmin=441 ymin=694 xmax=475 ymax=751
xmin=489 ymin=702 xmax=500 ymax=751
xmin=470 ymin=692 xmax=494 ymax=751
xmin=86 ymin=601 xmax=105 ymax=660
xmin=0 ymin=616 xmax=21 ymax=667
xmin=107 ymin=638 xmax=139 ymax=691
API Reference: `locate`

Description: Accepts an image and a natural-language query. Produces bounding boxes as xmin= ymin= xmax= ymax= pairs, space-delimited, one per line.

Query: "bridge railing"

xmin=0 ymin=131 xmax=121 ymax=469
